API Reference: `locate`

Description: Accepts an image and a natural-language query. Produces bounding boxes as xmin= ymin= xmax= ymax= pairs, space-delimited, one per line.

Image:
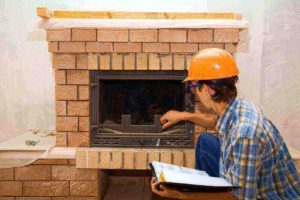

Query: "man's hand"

xmin=151 ymin=177 xmax=183 ymax=199
xmin=160 ymin=110 xmax=184 ymax=129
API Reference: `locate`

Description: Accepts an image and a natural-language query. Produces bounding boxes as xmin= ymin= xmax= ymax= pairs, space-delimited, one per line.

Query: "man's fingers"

xmin=162 ymin=121 xmax=173 ymax=129
xmin=151 ymin=177 xmax=155 ymax=184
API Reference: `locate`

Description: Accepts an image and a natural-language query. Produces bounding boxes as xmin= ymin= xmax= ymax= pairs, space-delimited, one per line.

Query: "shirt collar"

xmin=216 ymin=98 xmax=237 ymax=135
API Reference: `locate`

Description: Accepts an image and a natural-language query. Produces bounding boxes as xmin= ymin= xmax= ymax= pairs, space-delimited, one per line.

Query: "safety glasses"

xmin=187 ymin=81 xmax=201 ymax=94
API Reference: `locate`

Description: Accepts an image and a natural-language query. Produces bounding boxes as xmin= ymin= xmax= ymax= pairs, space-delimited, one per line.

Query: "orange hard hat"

xmin=183 ymin=48 xmax=239 ymax=82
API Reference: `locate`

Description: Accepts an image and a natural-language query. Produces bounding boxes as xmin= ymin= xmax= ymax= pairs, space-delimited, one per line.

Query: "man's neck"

xmin=211 ymin=101 xmax=229 ymax=116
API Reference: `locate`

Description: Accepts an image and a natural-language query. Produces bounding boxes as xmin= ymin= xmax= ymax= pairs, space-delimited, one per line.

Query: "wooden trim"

xmin=37 ymin=7 xmax=53 ymax=19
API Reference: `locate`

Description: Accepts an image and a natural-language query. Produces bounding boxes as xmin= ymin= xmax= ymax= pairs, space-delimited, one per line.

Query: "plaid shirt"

xmin=216 ymin=98 xmax=300 ymax=199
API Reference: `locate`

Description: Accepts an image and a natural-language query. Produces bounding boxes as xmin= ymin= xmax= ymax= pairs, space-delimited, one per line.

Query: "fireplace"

xmin=90 ymin=71 xmax=195 ymax=148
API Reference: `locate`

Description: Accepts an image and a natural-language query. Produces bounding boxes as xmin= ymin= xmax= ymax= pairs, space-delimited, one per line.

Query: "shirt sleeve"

xmin=228 ymin=137 xmax=262 ymax=200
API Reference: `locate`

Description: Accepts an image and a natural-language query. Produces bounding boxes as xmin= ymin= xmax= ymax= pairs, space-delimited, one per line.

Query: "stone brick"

xmin=52 ymin=198 xmax=98 ymax=200
xmin=79 ymin=85 xmax=89 ymax=100
xmin=72 ymin=29 xmax=97 ymax=41
xmin=67 ymin=101 xmax=89 ymax=116
xmin=67 ymin=70 xmax=89 ymax=85
xmin=47 ymin=29 xmax=71 ymax=41
xmin=56 ymin=132 xmax=67 ymax=147
xmin=124 ymin=53 xmax=135 ymax=70
xmin=76 ymin=54 xmax=88 ymax=69
xmin=171 ymin=43 xmax=198 ymax=53
xmin=225 ymin=43 xmax=237 ymax=53
xmin=52 ymin=54 xmax=75 ymax=69
xmin=52 ymin=165 xmax=97 ymax=180
xmin=148 ymin=151 xmax=159 ymax=169
xmin=159 ymin=29 xmax=186 ymax=42
xmin=0 ymin=181 xmax=22 ymax=196
xmin=59 ymin=42 xmax=85 ymax=53
xmin=88 ymin=53 xmax=98 ymax=70
xmin=76 ymin=150 xmax=87 ymax=168
xmin=97 ymin=29 xmax=128 ymax=42
xmin=55 ymin=85 xmax=77 ymax=100
xmin=123 ymin=151 xmax=134 ymax=169
xmin=56 ymin=101 xmax=66 ymax=116
xmin=198 ymin=43 xmax=224 ymax=50
xmin=173 ymin=152 xmax=184 ymax=166
xmin=173 ymin=54 xmax=185 ymax=70
xmin=214 ymin=28 xmax=240 ymax=43
xmin=0 ymin=197 xmax=15 ymax=200
xmin=48 ymin=42 xmax=58 ymax=52
xmin=69 ymin=159 xmax=76 ymax=165
xmin=23 ymin=181 xmax=69 ymax=196
xmin=111 ymin=151 xmax=122 ymax=169
xmin=112 ymin=53 xmax=123 ymax=70
xmin=16 ymin=198 xmax=51 ymax=200
xmin=99 ymin=54 xmax=111 ymax=70
xmin=136 ymin=53 xmax=148 ymax=70
xmin=160 ymin=54 xmax=172 ymax=70
xmin=186 ymin=54 xmax=194 ymax=70
xmin=114 ymin=43 xmax=141 ymax=52
xmin=130 ymin=29 xmax=157 ymax=42
xmin=148 ymin=53 xmax=160 ymax=70
xmin=99 ymin=151 xmax=111 ymax=169
xmin=55 ymin=70 xmax=66 ymax=85
xmin=56 ymin=117 xmax=78 ymax=132
xmin=143 ymin=43 xmax=169 ymax=53
xmin=0 ymin=168 xmax=14 ymax=180
xmin=33 ymin=159 xmax=69 ymax=165
xmin=188 ymin=29 xmax=213 ymax=42
xmin=161 ymin=152 xmax=172 ymax=164
xmin=15 ymin=165 xmax=51 ymax=180
xmin=70 ymin=181 xmax=98 ymax=196
xmin=87 ymin=151 xmax=99 ymax=168
xmin=68 ymin=132 xmax=89 ymax=147
xmin=135 ymin=151 xmax=147 ymax=169
xmin=86 ymin=42 xmax=113 ymax=52
xmin=184 ymin=151 xmax=195 ymax=168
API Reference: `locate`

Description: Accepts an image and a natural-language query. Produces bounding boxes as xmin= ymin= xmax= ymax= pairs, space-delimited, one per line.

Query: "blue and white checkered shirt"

xmin=216 ymin=98 xmax=300 ymax=199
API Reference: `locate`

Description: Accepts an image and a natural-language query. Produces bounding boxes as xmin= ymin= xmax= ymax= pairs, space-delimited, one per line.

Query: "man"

xmin=151 ymin=48 xmax=300 ymax=199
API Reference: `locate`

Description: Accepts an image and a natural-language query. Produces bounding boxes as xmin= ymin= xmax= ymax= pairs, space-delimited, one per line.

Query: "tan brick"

xmin=76 ymin=54 xmax=88 ymax=69
xmin=198 ymin=43 xmax=224 ymax=50
xmin=161 ymin=151 xmax=172 ymax=164
xmin=15 ymin=165 xmax=51 ymax=180
xmin=23 ymin=181 xmax=69 ymax=196
xmin=188 ymin=29 xmax=213 ymax=42
xmin=114 ymin=43 xmax=141 ymax=52
xmin=67 ymin=70 xmax=89 ymax=85
xmin=111 ymin=151 xmax=122 ymax=169
xmin=99 ymin=151 xmax=111 ymax=169
xmin=0 ymin=197 xmax=14 ymax=200
xmin=148 ymin=53 xmax=160 ymax=70
xmin=0 ymin=181 xmax=22 ymax=196
xmin=186 ymin=54 xmax=194 ymax=70
xmin=16 ymin=198 xmax=51 ymax=200
xmin=86 ymin=42 xmax=113 ymax=52
xmin=112 ymin=53 xmax=123 ymax=70
xmin=79 ymin=85 xmax=89 ymax=100
xmin=123 ymin=151 xmax=134 ymax=169
xmin=68 ymin=132 xmax=89 ymax=147
xmin=160 ymin=54 xmax=172 ymax=70
xmin=225 ymin=43 xmax=237 ymax=53
xmin=72 ymin=29 xmax=96 ymax=41
xmin=55 ymin=85 xmax=77 ymax=100
xmin=56 ymin=117 xmax=78 ymax=132
xmin=48 ymin=42 xmax=58 ymax=52
xmin=79 ymin=117 xmax=90 ymax=131
xmin=52 ymin=198 xmax=98 ymax=200
xmin=70 ymin=181 xmax=98 ymax=196
xmin=67 ymin=101 xmax=89 ymax=116
xmin=214 ymin=28 xmax=239 ymax=43
xmin=76 ymin=150 xmax=87 ymax=168
xmin=173 ymin=54 xmax=185 ymax=70
xmin=130 ymin=29 xmax=157 ymax=42
xmin=55 ymin=101 xmax=66 ymax=116
xmin=159 ymin=29 xmax=186 ymax=42
xmin=0 ymin=168 xmax=14 ymax=180
xmin=52 ymin=54 xmax=75 ymax=69
xmin=97 ymin=29 xmax=128 ymax=42
xmin=148 ymin=151 xmax=160 ymax=169
xmin=56 ymin=132 xmax=67 ymax=147
xmin=136 ymin=53 xmax=148 ymax=70
xmin=87 ymin=151 xmax=99 ymax=168
xmin=32 ymin=159 xmax=69 ymax=165
xmin=55 ymin=70 xmax=66 ymax=85
xmin=135 ymin=151 xmax=147 ymax=169
xmin=59 ymin=42 xmax=85 ymax=53
xmin=184 ymin=151 xmax=195 ymax=168
xmin=88 ymin=53 xmax=98 ymax=70
xmin=171 ymin=43 xmax=198 ymax=53
xmin=52 ymin=165 xmax=97 ymax=180
xmin=173 ymin=151 xmax=184 ymax=166
xmin=69 ymin=159 xmax=76 ymax=165
xmin=124 ymin=53 xmax=135 ymax=70
xmin=99 ymin=54 xmax=111 ymax=70
xmin=143 ymin=43 xmax=169 ymax=53
xmin=47 ymin=29 xmax=71 ymax=41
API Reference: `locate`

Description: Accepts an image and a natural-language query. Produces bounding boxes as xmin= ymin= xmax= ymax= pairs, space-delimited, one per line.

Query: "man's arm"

xmin=160 ymin=110 xmax=216 ymax=129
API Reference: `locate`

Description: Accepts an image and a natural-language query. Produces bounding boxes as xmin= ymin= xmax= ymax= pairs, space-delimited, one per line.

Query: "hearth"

xmin=90 ymin=71 xmax=194 ymax=148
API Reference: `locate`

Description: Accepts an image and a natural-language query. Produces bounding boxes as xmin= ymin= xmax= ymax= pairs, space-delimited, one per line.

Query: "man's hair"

xmin=199 ymin=76 xmax=238 ymax=103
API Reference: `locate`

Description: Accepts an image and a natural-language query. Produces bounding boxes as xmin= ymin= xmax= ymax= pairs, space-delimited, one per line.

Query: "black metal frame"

xmin=90 ymin=71 xmax=194 ymax=148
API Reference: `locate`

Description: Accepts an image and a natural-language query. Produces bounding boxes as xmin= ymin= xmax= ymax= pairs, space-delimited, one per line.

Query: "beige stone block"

xmin=172 ymin=151 xmax=184 ymax=166
xmin=56 ymin=117 xmax=78 ymax=132
xmin=47 ymin=29 xmax=71 ymax=41
xmin=55 ymin=85 xmax=77 ymax=100
xmin=76 ymin=149 xmax=87 ymax=168
xmin=56 ymin=132 xmax=67 ymax=147
xmin=123 ymin=151 xmax=134 ymax=169
xmin=56 ymin=101 xmax=66 ymax=116
xmin=23 ymin=181 xmax=69 ymax=196
xmin=99 ymin=54 xmax=111 ymax=70
xmin=48 ymin=42 xmax=58 ymax=52
xmin=198 ymin=43 xmax=224 ymax=50
xmin=148 ymin=53 xmax=160 ymax=70
xmin=188 ymin=29 xmax=213 ymax=42
xmin=67 ymin=70 xmax=89 ymax=85
xmin=72 ymin=29 xmax=97 ymax=41
xmin=87 ymin=151 xmax=99 ymax=168
xmin=173 ymin=54 xmax=185 ymax=70
xmin=78 ymin=85 xmax=89 ymax=100
xmin=52 ymin=197 xmax=98 ymax=200
xmin=55 ymin=70 xmax=66 ymax=85
xmin=99 ymin=151 xmax=111 ymax=169
xmin=76 ymin=54 xmax=88 ymax=69
xmin=114 ymin=43 xmax=141 ymax=52
xmin=147 ymin=151 xmax=160 ymax=169
xmin=32 ymin=159 xmax=69 ymax=165
xmin=112 ymin=53 xmax=123 ymax=70
xmin=160 ymin=54 xmax=173 ymax=70
xmin=159 ymin=29 xmax=186 ymax=42
xmin=52 ymin=165 xmax=97 ymax=180
xmin=161 ymin=151 xmax=172 ymax=164
xmin=15 ymin=165 xmax=51 ymax=181
xmin=70 ymin=181 xmax=98 ymax=196
xmin=130 ymin=29 xmax=157 ymax=42
xmin=0 ymin=181 xmax=22 ymax=196
xmin=143 ymin=43 xmax=169 ymax=53
xmin=186 ymin=54 xmax=194 ymax=70
xmin=214 ymin=28 xmax=240 ymax=43
xmin=67 ymin=101 xmax=89 ymax=116
xmin=88 ymin=53 xmax=98 ymax=70
xmin=171 ymin=43 xmax=198 ymax=53
xmin=68 ymin=132 xmax=89 ymax=147
xmin=135 ymin=151 xmax=147 ymax=169
xmin=86 ymin=42 xmax=113 ymax=52
xmin=16 ymin=198 xmax=51 ymax=200
xmin=184 ymin=151 xmax=195 ymax=168
xmin=59 ymin=42 xmax=85 ymax=53
xmin=52 ymin=54 xmax=75 ymax=69
xmin=136 ymin=53 xmax=148 ymax=70
xmin=0 ymin=168 xmax=14 ymax=180
xmin=97 ymin=29 xmax=128 ymax=42
xmin=225 ymin=43 xmax=237 ymax=53
xmin=111 ymin=151 xmax=122 ymax=169
xmin=124 ymin=53 xmax=135 ymax=70
xmin=79 ymin=117 xmax=90 ymax=131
